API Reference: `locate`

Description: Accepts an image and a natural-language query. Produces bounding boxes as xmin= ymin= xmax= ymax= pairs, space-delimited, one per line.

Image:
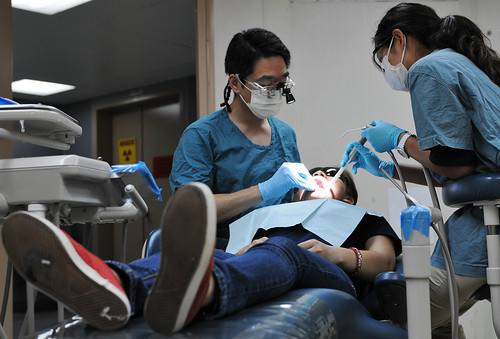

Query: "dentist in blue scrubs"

xmin=170 ymin=28 xmax=315 ymax=250
xmin=343 ymin=3 xmax=500 ymax=338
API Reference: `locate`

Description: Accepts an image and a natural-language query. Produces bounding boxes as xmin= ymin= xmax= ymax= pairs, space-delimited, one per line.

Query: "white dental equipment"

xmin=380 ymin=153 xmax=460 ymax=339
xmin=339 ymin=125 xmax=372 ymax=139
xmin=0 ymin=104 xmax=81 ymax=150
xmin=0 ymin=104 xmax=156 ymax=222
xmin=0 ymin=103 xmax=158 ymax=337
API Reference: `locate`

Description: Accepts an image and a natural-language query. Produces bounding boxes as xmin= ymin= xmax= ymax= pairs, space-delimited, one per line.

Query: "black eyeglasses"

xmin=371 ymin=36 xmax=393 ymax=72
xmin=324 ymin=168 xmax=339 ymax=177
xmin=309 ymin=167 xmax=341 ymax=178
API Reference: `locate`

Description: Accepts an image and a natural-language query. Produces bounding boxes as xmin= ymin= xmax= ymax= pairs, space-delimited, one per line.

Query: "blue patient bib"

xmin=226 ymin=199 xmax=381 ymax=254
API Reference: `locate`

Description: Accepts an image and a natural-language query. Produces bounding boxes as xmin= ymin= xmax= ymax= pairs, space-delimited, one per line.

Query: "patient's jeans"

xmin=106 ymin=236 xmax=355 ymax=319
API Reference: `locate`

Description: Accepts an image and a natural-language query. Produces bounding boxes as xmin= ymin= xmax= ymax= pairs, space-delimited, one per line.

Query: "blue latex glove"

xmin=342 ymin=142 xmax=394 ymax=178
xmin=258 ymin=162 xmax=318 ymax=202
xmin=361 ymin=120 xmax=407 ymax=153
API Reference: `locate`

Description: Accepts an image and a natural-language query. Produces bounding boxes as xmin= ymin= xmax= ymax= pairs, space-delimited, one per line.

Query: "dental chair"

xmin=57 ymin=164 xmax=497 ymax=338
xmin=34 ymin=227 xmax=407 ymax=338
xmin=4 ymin=103 xmax=415 ymax=338
xmin=0 ymin=103 xmax=159 ymax=337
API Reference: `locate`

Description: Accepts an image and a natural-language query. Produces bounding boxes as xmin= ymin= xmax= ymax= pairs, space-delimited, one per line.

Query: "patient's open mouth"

xmin=314 ymin=177 xmax=325 ymax=189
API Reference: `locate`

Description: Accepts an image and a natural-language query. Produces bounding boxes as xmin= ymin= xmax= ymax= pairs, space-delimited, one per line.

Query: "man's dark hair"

xmin=220 ymin=28 xmax=291 ymax=111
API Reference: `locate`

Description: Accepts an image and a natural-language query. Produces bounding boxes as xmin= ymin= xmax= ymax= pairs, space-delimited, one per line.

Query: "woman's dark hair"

xmin=373 ymin=2 xmax=500 ymax=87
xmin=308 ymin=166 xmax=358 ymax=205
xmin=220 ymin=28 xmax=291 ymax=112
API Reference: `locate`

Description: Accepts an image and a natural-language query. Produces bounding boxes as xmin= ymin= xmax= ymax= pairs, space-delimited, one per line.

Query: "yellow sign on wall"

xmin=118 ymin=138 xmax=137 ymax=164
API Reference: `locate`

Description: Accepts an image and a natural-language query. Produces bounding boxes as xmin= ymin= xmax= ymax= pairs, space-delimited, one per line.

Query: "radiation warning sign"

xmin=118 ymin=138 xmax=137 ymax=164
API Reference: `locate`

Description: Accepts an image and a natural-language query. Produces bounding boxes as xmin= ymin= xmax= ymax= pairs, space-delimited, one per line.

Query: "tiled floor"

xmin=12 ymin=273 xmax=74 ymax=338
xmin=14 ymin=309 xmax=63 ymax=338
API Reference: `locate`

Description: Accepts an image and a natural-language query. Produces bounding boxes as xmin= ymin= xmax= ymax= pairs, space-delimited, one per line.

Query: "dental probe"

xmin=329 ymin=137 xmax=367 ymax=187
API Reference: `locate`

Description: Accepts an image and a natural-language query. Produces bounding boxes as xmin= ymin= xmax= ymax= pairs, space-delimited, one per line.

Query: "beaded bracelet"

xmin=349 ymin=247 xmax=363 ymax=275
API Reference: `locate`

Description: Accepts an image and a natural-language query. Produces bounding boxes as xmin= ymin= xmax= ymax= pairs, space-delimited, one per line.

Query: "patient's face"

xmin=299 ymin=170 xmax=351 ymax=204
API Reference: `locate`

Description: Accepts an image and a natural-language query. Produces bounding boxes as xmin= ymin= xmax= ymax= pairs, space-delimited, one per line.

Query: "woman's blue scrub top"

xmin=169 ymin=108 xmax=301 ymax=248
xmin=408 ymin=48 xmax=500 ymax=277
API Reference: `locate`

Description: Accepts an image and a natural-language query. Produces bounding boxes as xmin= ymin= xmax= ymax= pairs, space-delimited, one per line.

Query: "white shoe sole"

xmin=144 ymin=182 xmax=216 ymax=334
xmin=2 ymin=211 xmax=131 ymax=331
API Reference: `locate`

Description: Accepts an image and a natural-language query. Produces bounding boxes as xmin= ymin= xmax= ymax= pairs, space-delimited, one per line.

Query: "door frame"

xmin=93 ymin=89 xmax=185 ymax=261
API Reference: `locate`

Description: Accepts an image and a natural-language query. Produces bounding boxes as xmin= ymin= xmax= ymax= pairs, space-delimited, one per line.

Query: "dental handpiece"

xmin=329 ymin=137 xmax=367 ymax=186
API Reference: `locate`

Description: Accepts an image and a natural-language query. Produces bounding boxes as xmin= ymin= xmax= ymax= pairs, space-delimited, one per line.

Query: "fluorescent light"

xmin=12 ymin=79 xmax=75 ymax=96
xmin=12 ymin=0 xmax=92 ymax=15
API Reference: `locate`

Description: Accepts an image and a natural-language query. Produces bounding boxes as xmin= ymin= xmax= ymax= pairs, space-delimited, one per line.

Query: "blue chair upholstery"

xmin=36 ymin=228 xmax=409 ymax=337
xmin=139 ymin=228 xmax=408 ymax=338
xmin=442 ymin=173 xmax=500 ymax=303
xmin=442 ymin=173 xmax=500 ymax=207
xmin=142 ymin=227 xmax=161 ymax=257
xmin=37 ymin=287 xmax=408 ymax=338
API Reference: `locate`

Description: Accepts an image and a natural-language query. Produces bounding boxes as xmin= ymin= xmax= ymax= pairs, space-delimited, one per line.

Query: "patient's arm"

xmin=356 ymin=235 xmax=396 ymax=280
xmin=298 ymin=235 xmax=396 ymax=281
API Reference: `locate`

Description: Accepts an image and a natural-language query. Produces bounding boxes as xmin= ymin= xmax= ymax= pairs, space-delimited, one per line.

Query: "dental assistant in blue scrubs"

xmin=342 ymin=3 xmax=500 ymax=338
xmin=170 ymin=28 xmax=315 ymax=250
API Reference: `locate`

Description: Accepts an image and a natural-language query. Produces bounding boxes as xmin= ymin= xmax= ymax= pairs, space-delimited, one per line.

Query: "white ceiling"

xmin=12 ymin=0 xmax=197 ymax=105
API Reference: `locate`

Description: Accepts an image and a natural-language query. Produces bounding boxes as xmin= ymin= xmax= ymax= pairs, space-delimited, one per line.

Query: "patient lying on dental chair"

xmin=1 ymin=166 xmax=401 ymax=335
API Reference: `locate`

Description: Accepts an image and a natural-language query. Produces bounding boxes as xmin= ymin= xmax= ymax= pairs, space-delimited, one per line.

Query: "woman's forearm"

xmin=214 ymin=186 xmax=263 ymax=223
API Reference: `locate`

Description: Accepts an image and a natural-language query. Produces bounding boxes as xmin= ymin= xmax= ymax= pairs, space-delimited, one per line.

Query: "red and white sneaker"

xmin=1 ymin=212 xmax=131 ymax=331
xmin=144 ymin=182 xmax=216 ymax=334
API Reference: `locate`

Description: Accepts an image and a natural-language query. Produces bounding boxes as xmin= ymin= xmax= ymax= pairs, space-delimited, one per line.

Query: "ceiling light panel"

xmin=12 ymin=0 xmax=92 ymax=15
xmin=12 ymin=79 xmax=75 ymax=96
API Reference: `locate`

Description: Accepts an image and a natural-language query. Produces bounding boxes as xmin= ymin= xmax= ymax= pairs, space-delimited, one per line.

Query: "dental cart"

xmin=0 ymin=104 xmax=153 ymax=224
xmin=0 ymin=103 xmax=156 ymax=337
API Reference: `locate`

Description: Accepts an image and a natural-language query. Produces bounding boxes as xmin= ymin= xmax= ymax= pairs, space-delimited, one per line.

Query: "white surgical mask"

xmin=381 ymin=36 xmax=409 ymax=92
xmin=238 ymin=80 xmax=284 ymax=119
